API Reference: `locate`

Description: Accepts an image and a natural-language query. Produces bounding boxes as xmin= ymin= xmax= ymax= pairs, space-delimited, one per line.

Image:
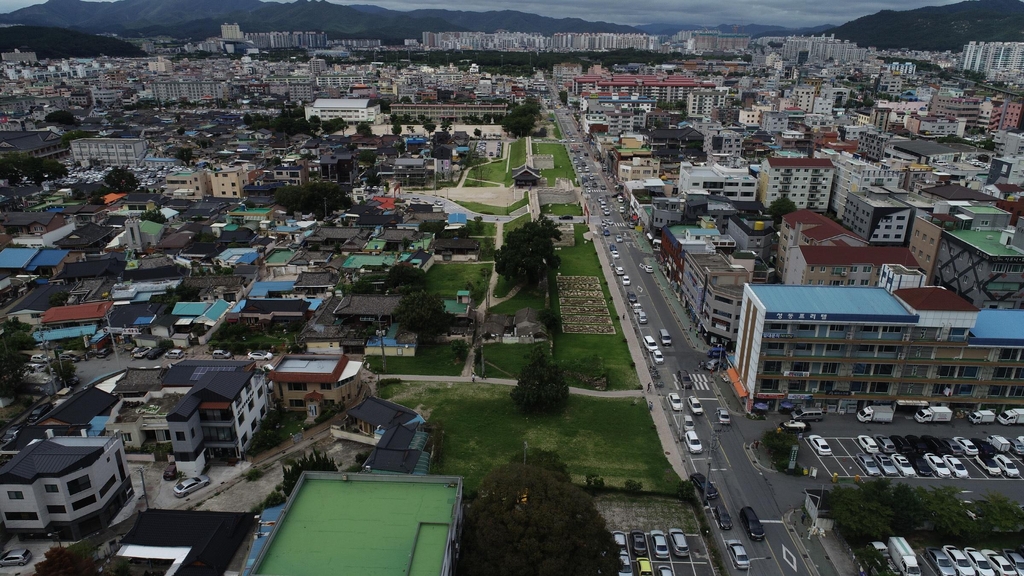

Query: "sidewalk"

xmin=790 ymin=510 xmax=861 ymax=576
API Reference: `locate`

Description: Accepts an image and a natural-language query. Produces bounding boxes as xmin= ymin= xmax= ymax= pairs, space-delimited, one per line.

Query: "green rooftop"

xmin=948 ymin=229 xmax=1022 ymax=256
xmin=252 ymin=473 xmax=462 ymax=576
xmin=964 ymin=206 xmax=1008 ymax=215
xmin=266 ymin=249 xmax=295 ymax=265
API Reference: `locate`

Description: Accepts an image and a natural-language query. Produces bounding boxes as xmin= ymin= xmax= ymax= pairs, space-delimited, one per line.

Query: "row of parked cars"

xmin=917 ymin=544 xmax=1024 ymax=576
xmin=687 ymin=471 xmax=769 ymax=571
xmin=613 ymin=528 xmax=689 ymax=575
xmin=806 ymin=433 xmax=1024 ymax=478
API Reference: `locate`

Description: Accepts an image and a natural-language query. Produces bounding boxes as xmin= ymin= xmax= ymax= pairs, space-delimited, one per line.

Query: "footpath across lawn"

xmin=365 ymin=345 xmax=463 ymax=376
xmin=381 ymin=381 xmax=675 ymax=493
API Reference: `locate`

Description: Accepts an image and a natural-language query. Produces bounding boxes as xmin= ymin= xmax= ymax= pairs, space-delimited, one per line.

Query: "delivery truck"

xmin=887 ymin=537 xmax=921 ymax=576
xmin=968 ymin=410 xmax=996 ymax=425
xmin=856 ymin=406 xmax=895 ymax=423
xmin=914 ymin=406 xmax=953 ymax=423
xmin=997 ymin=408 xmax=1024 ymax=425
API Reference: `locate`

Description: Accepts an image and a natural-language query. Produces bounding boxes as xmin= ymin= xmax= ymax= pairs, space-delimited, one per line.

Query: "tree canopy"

xmin=0 ymin=349 xmax=27 ymax=398
xmin=280 ymin=449 xmax=338 ymax=497
xmin=767 ymin=197 xmax=798 ymax=225
xmin=385 ymin=265 xmax=427 ymax=293
xmin=45 ymin=110 xmax=76 ymax=125
xmin=274 ymin=181 xmax=352 ymax=220
xmin=30 ymin=544 xmax=98 ymax=576
xmin=0 ymin=153 xmax=68 ymax=186
xmin=140 ymin=209 xmax=167 ymax=224
xmin=460 ymin=463 xmax=619 ymax=576
xmin=104 ymin=167 xmax=139 ymax=193
xmin=393 ymin=291 xmax=453 ymax=342
xmin=510 ymin=347 xmax=569 ymax=413
xmin=495 ymin=218 xmax=562 ymax=286
xmin=502 ymin=99 xmax=541 ymax=138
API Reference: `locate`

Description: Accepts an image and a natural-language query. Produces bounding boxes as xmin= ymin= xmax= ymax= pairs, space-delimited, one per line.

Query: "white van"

xmin=659 ymin=329 xmax=672 ymax=346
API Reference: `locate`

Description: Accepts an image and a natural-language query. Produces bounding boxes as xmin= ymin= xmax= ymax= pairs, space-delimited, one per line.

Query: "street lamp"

xmin=375 ymin=317 xmax=388 ymax=374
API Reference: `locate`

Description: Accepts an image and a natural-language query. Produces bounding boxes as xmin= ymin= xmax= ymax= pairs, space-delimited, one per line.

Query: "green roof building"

xmin=250 ymin=472 xmax=463 ymax=576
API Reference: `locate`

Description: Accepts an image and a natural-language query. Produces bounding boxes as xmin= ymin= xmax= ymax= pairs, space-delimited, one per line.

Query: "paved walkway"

xmin=791 ymin=509 xmax=858 ymax=576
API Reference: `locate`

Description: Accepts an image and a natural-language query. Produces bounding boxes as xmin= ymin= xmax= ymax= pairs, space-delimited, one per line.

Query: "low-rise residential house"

xmin=347 ymin=397 xmax=423 ymax=436
xmin=167 ymin=368 xmax=268 ymax=476
xmin=228 ymin=298 xmax=312 ymax=326
xmin=293 ymin=271 xmax=338 ymax=298
xmin=2 ymin=212 xmax=74 ymax=247
xmin=433 ymin=238 xmax=480 ymax=262
xmin=3 ymin=284 xmax=67 ymax=326
xmin=269 ymin=355 xmax=367 ymax=417
xmin=116 ymin=509 xmax=254 ymax=576
xmin=0 ymin=436 xmax=132 ymax=540
xmin=783 ymin=245 xmax=921 ymax=286
xmin=53 ymin=223 xmax=117 ymax=254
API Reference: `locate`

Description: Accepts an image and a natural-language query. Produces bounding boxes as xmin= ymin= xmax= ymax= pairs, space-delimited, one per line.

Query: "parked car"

xmin=668 ymin=393 xmax=684 ymax=411
xmin=780 ymin=420 xmax=809 ymax=433
xmin=668 ymin=528 xmax=689 ymax=558
xmin=685 ymin=431 xmax=703 ymax=454
xmin=971 ymin=438 xmax=997 ymax=458
xmin=58 ymin=352 xmax=82 ymax=363
xmin=682 ymin=415 xmax=695 ymax=431
xmin=165 ymin=349 xmax=185 ymax=360
xmin=713 ymin=504 xmax=732 ymax=530
xmin=942 ymin=438 xmax=965 ymax=456
xmin=981 ymin=550 xmax=1015 ymax=576
xmin=857 ymin=435 xmax=880 ymax=453
xmin=132 ymin=347 xmax=152 ymax=359
xmin=942 ymin=546 xmax=976 ymax=576
xmin=943 ymin=455 xmax=970 ymax=479
xmin=856 ymin=453 xmax=882 ymax=476
xmin=925 ymin=453 xmax=952 ymax=478
xmin=651 ymin=349 xmax=664 ymax=364
xmin=964 ymin=547 xmax=995 ymax=576
xmin=689 ymin=472 xmax=718 ymax=500
xmin=612 ymin=531 xmax=628 ymax=553
xmin=726 ymin=540 xmax=750 ymax=570
xmin=1 ymin=425 xmax=20 ymax=446
xmin=29 ymin=353 xmax=46 ymax=362
xmin=993 ymin=454 xmax=1020 ymax=478
xmin=145 ymin=347 xmax=166 ymax=360
xmin=94 ymin=347 xmax=112 ymax=358
xmin=874 ymin=435 xmax=896 ymax=454
xmin=617 ymin=552 xmax=632 ymax=576
xmin=212 ymin=350 xmax=233 ymax=359
xmin=649 ymin=530 xmax=670 ymax=560
xmin=630 ymin=529 xmax=647 ymax=556
xmin=163 ymin=463 xmax=178 ymax=480
xmin=891 ymin=454 xmax=916 ymax=477
xmin=873 ymin=453 xmax=899 ymax=476
xmin=913 ymin=456 xmax=935 ymax=477
xmin=807 ymin=435 xmax=831 ymax=456
xmin=0 ymin=549 xmax=31 ymax=566
xmin=976 ymin=455 xmax=1003 ymax=476
xmin=890 ymin=435 xmax=913 ymax=454
xmin=954 ymin=436 xmax=979 ymax=456
xmin=173 ymin=475 xmax=211 ymax=498
xmin=27 ymin=402 xmax=53 ymax=424
xmin=926 ymin=547 xmax=957 ymax=576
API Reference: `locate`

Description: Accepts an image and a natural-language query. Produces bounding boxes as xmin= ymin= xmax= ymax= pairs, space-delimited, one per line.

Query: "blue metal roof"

xmin=249 ymin=281 xmax=295 ymax=298
xmin=172 ymin=302 xmax=210 ymax=316
xmin=33 ymin=325 xmax=97 ymax=342
xmin=26 ymin=249 xmax=69 ymax=270
xmin=970 ymin=310 xmax=1024 ymax=347
xmin=749 ymin=286 xmax=918 ymax=323
xmin=0 ymin=248 xmax=38 ymax=270
xmin=448 ymin=213 xmax=468 ymax=225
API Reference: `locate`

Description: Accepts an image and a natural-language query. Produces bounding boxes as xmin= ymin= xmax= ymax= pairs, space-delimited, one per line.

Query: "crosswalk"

xmin=688 ymin=373 xmax=712 ymax=391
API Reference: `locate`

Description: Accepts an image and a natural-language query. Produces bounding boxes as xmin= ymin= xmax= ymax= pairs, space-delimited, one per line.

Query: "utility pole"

xmin=704 ymin=427 xmax=722 ymax=508
xmin=139 ymin=468 xmax=149 ymax=510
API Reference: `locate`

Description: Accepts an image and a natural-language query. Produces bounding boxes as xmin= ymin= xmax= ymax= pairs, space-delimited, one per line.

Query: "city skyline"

xmin=0 ymin=0 xmax=971 ymax=28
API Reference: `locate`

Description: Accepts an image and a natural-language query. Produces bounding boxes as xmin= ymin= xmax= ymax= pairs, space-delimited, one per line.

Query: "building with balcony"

xmin=0 ymin=436 xmax=132 ymax=540
xmin=679 ymin=161 xmax=758 ymax=201
xmin=776 ymin=210 xmax=866 ymax=278
xmin=782 ymin=245 xmax=920 ymax=286
xmin=757 ymin=157 xmax=835 ymax=212
xmin=269 ymin=355 xmax=367 ymax=417
xmin=681 ymin=252 xmax=751 ymax=346
xmin=815 ymin=149 xmax=902 ymax=220
xmin=167 ymin=368 xmax=268 ymax=476
xmin=934 ymin=205 xmax=1024 ymax=308
xmin=842 ymin=188 xmax=916 ymax=246
xmin=70 ymin=138 xmax=147 ymax=167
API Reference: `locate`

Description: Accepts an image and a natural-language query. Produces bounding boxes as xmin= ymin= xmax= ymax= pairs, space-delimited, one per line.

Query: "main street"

xmin=550 ymin=100 xmax=817 ymax=576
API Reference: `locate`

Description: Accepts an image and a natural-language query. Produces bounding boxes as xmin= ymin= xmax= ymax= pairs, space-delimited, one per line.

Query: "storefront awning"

xmin=896 ymin=400 xmax=929 ymax=407
xmin=727 ymin=368 xmax=747 ymax=399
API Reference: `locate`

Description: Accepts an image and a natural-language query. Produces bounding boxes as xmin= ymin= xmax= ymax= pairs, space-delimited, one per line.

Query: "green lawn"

xmin=550 ymin=225 xmax=638 ymax=391
xmin=381 ymin=381 xmax=676 ymax=493
xmin=541 ymin=202 xmax=583 ymax=216
xmin=503 ymin=213 xmax=531 ymax=237
xmin=424 ymin=263 xmax=492 ymax=304
xmin=462 ymin=178 xmax=499 ymax=188
xmin=455 ymin=193 xmax=527 ymax=216
xmin=365 ymin=345 xmax=463 ymax=376
xmin=470 ymin=222 xmax=497 ymax=238
xmin=480 ymin=343 xmax=548 ymax=378
xmin=534 ymin=143 xmax=577 ymax=186
xmin=468 ymin=159 xmax=508 ymax=185
xmin=552 ymin=120 xmax=562 ymax=140
xmin=490 ymin=282 xmax=547 ymax=315
xmin=508 ymin=138 xmax=526 ymax=172
xmin=493 ymin=275 xmax=517 ymax=299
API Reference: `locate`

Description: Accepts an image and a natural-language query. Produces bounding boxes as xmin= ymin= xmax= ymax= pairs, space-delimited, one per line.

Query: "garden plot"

xmin=557 ymin=276 xmax=614 ymax=334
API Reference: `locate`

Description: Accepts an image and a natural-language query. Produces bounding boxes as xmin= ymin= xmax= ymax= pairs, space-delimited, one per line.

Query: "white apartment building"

xmin=816 ymin=149 xmax=902 ymax=219
xmin=686 ymin=90 xmax=727 ymax=118
xmin=0 ymin=436 xmax=133 ymax=540
xmin=757 ymin=157 xmax=836 ymax=211
xmin=961 ymin=41 xmax=1024 ymax=74
xmin=679 ymin=161 xmax=758 ymax=200
xmin=305 ymin=98 xmax=381 ymax=124
xmin=151 ymin=81 xmax=227 ymax=102
xmin=71 ymin=138 xmax=147 ymax=167
xmin=789 ymin=85 xmax=816 ymax=112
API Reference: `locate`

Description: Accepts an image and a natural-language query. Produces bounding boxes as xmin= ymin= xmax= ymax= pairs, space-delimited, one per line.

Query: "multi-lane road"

xmin=549 ymin=100 xmax=818 ymax=576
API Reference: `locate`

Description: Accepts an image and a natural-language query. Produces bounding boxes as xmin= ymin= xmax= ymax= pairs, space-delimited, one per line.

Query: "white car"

xmin=173 ymin=475 xmax=211 ymax=498
xmin=614 ymin=266 xmax=625 ymax=276
xmin=165 ymin=349 xmax=185 ymax=360
xmin=943 ymin=546 xmax=977 ymax=576
xmin=641 ymin=264 xmax=654 ymax=273
xmin=726 ymin=540 xmax=750 ymax=570
xmin=643 ymin=336 xmax=658 ymax=352
xmin=807 ymin=435 xmax=832 ymax=456
xmin=615 ymin=235 xmax=622 ymax=242
xmin=965 ymin=547 xmax=996 ymax=576
xmin=857 ymin=435 xmax=879 ymax=453
xmin=621 ymin=275 xmax=631 ymax=286
xmin=610 ymin=249 xmax=620 ymax=259
xmin=30 ymin=353 xmax=46 ymax=362
xmin=685 ymin=431 xmax=703 ymax=454
xmin=925 ymin=453 xmax=952 ymax=478
xmin=247 ymin=350 xmax=273 ymax=361
xmin=993 ymin=454 xmax=1020 ymax=478
xmin=891 ymin=454 xmax=916 ymax=477
xmin=651 ymin=349 xmax=664 ymax=364
xmin=954 ymin=436 xmax=979 ymax=456
xmin=981 ymin=550 xmax=1016 ymax=576
xmin=682 ymin=415 xmax=695 ymax=431
xmin=976 ymin=455 xmax=1002 ymax=477
xmin=687 ymin=396 xmax=704 ymax=415
xmin=943 ymin=455 xmax=970 ymax=479
xmin=668 ymin=393 xmax=684 ymax=411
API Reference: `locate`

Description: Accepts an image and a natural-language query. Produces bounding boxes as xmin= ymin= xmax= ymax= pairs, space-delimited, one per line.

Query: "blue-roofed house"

xmin=26 ymin=249 xmax=69 ymax=275
xmin=249 ymin=281 xmax=296 ymax=299
xmin=0 ymin=247 xmax=39 ymax=272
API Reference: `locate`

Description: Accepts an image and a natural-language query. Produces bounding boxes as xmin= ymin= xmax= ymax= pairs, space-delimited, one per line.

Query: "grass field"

xmin=551 ymin=225 xmax=638 ymax=390
xmin=541 ymin=202 xmax=583 ymax=216
xmin=365 ymin=345 xmax=463 ymax=376
xmin=381 ymin=381 xmax=676 ymax=493
xmin=534 ymin=143 xmax=576 ymax=185
xmin=508 ymin=138 xmax=526 ymax=173
xmin=468 ymin=159 xmax=508 ymax=185
xmin=468 ymin=222 xmax=497 ymax=237
xmin=424 ymin=263 xmax=492 ymax=304
xmin=493 ymin=275 xmax=517 ymax=298
xmin=489 ymin=282 xmax=547 ymax=315
xmin=455 ymin=193 xmax=527 ymax=216
xmin=503 ymin=213 xmax=531 ymax=237
xmin=480 ymin=343 xmax=548 ymax=378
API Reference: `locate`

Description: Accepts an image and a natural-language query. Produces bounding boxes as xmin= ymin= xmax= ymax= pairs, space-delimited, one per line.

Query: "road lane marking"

xmin=782 ymin=545 xmax=797 ymax=571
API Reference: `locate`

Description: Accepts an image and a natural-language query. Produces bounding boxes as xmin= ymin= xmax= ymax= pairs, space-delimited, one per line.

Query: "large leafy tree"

xmin=274 ymin=181 xmax=352 ymax=220
xmin=385 ymin=266 xmax=427 ymax=293
xmin=460 ymin=464 xmax=619 ymax=576
xmin=0 ymin=349 xmax=27 ymax=398
xmin=31 ymin=545 xmax=98 ymax=576
xmin=0 ymin=153 xmax=67 ymax=185
xmin=394 ymin=291 xmax=452 ymax=342
xmin=280 ymin=449 xmax=338 ymax=497
xmin=917 ymin=485 xmax=979 ymax=540
xmin=974 ymin=491 xmax=1024 ymax=533
xmin=767 ymin=197 xmax=798 ymax=225
xmin=827 ymin=483 xmax=893 ymax=540
xmin=495 ymin=218 xmax=562 ymax=286
xmin=104 ymin=167 xmax=139 ymax=193
xmin=45 ymin=110 xmax=76 ymax=125
xmin=510 ymin=347 xmax=568 ymax=413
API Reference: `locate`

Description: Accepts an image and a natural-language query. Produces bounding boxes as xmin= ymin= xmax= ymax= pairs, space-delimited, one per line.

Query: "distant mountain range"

xmin=0 ymin=0 xmax=638 ymax=40
xmin=635 ymin=23 xmax=834 ymax=37
xmin=826 ymin=0 xmax=1024 ymax=50
xmin=0 ymin=25 xmax=145 ymax=58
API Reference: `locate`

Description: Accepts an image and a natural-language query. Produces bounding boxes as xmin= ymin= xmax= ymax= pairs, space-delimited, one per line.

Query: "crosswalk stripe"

xmin=689 ymin=373 xmax=711 ymax=391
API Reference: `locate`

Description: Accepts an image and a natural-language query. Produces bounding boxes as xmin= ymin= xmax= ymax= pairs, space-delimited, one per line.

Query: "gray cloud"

xmin=0 ymin=0 xmax=965 ymax=28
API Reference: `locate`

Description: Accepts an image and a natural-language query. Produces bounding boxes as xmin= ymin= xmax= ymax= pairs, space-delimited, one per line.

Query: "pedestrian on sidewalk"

xmin=471 ymin=374 xmax=476 ymax=382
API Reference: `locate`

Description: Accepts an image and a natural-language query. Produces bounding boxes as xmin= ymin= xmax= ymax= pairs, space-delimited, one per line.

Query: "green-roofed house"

xmin=341 ymin=254 xmax=397 ymax=272
xmin=934 ymin=205 xmax=1024 ymax=308
xmin=250 ymin=472 xmax=463 ymax=576
xmin=442 ymin=290 xmax=475 ymax=335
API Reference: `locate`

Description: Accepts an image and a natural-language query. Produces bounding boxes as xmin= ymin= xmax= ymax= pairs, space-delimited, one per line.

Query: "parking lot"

xmin=800 ymin=433 xmax=1024 ymax=481
xmin=617 ymin=529 xmax=715 ymax=576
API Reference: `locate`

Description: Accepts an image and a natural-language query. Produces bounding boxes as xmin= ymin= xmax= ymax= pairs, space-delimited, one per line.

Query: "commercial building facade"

xmin=71 ymin=138 xmax=147 ymax=167
xmin=304 ymin=98 xmax=381 ymax=124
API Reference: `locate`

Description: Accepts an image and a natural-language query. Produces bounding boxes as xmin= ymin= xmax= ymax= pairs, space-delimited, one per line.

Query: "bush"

xmin=676 ymin=479 xmax=698 ymax=505
xmin=243 ymin=468 xmax=264 ymax=482
xmin=450 ymin=339 xmax=469 ymax=362
xmin=585 ymin=474 xmax=605 ymax=490
xmin=624 ymin=479 xmax=643 ymax=493
xmin=262 ymin=490 xmax=286 ymax=509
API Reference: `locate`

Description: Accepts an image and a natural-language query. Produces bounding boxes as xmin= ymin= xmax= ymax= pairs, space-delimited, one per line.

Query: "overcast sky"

xmin=0 ymin=0 xmax=965 ymax=28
